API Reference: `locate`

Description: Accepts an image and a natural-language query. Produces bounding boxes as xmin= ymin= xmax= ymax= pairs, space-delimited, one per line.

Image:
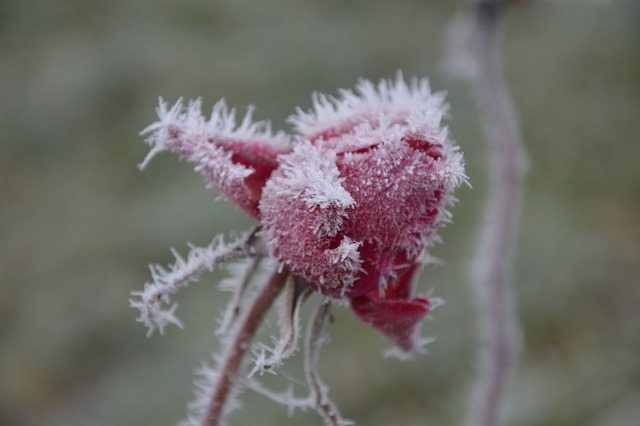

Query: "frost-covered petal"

xmin=330 ymin=121 xmax=462 ymax=297
xmin=288 ymin=72 xmax=448 ymax=150
xmin=140 ymin=98 xmax=291 ymax=218
xmin=259 ymin=142 xmax=363 ymax=297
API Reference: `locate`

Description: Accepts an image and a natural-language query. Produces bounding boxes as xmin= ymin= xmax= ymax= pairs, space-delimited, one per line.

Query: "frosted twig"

xmin=448 ymin=1 xmax=528 ymax=425
xmin=305 ymin=301 xmax=354 ymax=426
xmin=130 ymin=227 xmax=261 ymax=336
xmin=245 ymin=300 xmax=353 ymax=426
xmin=244 ymin=378 xmax=315 ymax=417
xmin=216 ymin=256 xmax=264 ymax=335
xmin=200 ymin=269 xmax=289 ymax=426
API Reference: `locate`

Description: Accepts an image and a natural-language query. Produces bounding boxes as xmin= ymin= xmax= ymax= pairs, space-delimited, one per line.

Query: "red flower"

xmin=141 ymin=75 xmax=466 ymax=351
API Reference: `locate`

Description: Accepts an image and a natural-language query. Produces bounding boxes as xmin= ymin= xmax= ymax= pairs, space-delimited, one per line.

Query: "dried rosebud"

xmin=141 ymin=74 xmax=466 ymax=351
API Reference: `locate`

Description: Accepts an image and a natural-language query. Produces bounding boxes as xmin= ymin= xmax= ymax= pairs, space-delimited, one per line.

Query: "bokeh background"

xmin=1 ymin=1 xmax=639 ymax=425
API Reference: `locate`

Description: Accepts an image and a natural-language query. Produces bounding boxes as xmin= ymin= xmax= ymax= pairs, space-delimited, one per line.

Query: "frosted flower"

xmin=135 ymin=74 xmax=467 ymax=426
xmin=263 ymin=76 xmax=465 ymax=349
xmin=140 ymin=74 xmax=466 ymax=353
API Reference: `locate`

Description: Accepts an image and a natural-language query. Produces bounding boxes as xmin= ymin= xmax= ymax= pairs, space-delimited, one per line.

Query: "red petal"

xmin=350 ymin=295 xmax=431 ymax=352
xmin=380 ymin=262 xmax=419 ymax=300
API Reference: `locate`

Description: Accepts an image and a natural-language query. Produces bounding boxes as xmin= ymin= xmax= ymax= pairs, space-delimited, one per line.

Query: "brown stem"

xmin=203 ymin=268 xmax=289 ymax=426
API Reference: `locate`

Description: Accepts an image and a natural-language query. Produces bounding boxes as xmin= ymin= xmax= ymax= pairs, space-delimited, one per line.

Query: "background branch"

xmin=451 ymin=1 xmax=528 ymax=425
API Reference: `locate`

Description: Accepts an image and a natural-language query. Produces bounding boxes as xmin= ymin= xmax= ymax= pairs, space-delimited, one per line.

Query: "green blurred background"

xmin=1 ymin=1 xmax=639 ymax=425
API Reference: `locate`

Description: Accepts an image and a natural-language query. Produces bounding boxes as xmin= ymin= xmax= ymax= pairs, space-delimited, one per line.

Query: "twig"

xmin=245 ymin=299 xmax=353 ymax=425
xmin=130 ymin=226 xmax=262 ymax=336
xmin=202 ymin=268 xmax=289 ymax=426
xmin=217 ymin=255 xmax=264 ymax=334
xmin=251 ymin=276 xmax=314 ymax=375
xmin=304 ymin=301 xmax=354 ymax=426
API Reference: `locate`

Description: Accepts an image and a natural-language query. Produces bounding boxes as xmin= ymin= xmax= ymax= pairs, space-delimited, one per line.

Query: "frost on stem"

xmin=130 ymin=228 xmax=260 ymax=336
xmin=180 ymin=269 xmax=289 ymax=426
xmin=179 ymin=359 xmax=241 ymax=426
xmin=445 ymin=4 xmax=527 ymax=426
xmin=247 ymin=300 xmax=354 ymax=426
xmin=250 ymin=275 xmax=314 ymax=376
xmin=216 ymin=256 xmax=265 ymax=335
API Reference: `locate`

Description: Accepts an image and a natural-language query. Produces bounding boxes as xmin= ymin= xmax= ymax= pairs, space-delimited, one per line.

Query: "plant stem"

xmin=203 ymin=268 xmax=289 ymax=426
xmin=305 ymin=301 xmax=351 ymax=426
xmin=463 ymin=1 xmax=527 ymax=425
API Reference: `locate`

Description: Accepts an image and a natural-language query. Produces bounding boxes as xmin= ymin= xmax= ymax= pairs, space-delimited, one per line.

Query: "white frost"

xmin=129 ymin=232 xmax=258 ymax=336
xmin=140 ymin=97 xmax=290 ymax=170
xmin=288 ymin=72 xmax=448 ymax=139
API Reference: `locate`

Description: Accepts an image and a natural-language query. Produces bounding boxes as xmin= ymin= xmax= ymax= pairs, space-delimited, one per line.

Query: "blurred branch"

xmin=447 ymin=1 xmax=528 ymax=425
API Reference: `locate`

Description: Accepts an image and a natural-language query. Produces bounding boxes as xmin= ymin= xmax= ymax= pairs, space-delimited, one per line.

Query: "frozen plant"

xmin=131 ymin=74 xmax=467 ymax=426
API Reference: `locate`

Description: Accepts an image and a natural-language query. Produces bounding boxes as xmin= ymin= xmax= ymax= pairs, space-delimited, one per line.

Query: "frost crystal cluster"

xmin=132 ymin=74 xmax=467 ymax=426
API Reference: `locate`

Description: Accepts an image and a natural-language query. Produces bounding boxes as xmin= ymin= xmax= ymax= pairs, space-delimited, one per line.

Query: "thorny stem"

xmin=462 ymin=1 xmax=527 ymax=426
xmin=203 ymin=268 xmax=289 ymax=426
